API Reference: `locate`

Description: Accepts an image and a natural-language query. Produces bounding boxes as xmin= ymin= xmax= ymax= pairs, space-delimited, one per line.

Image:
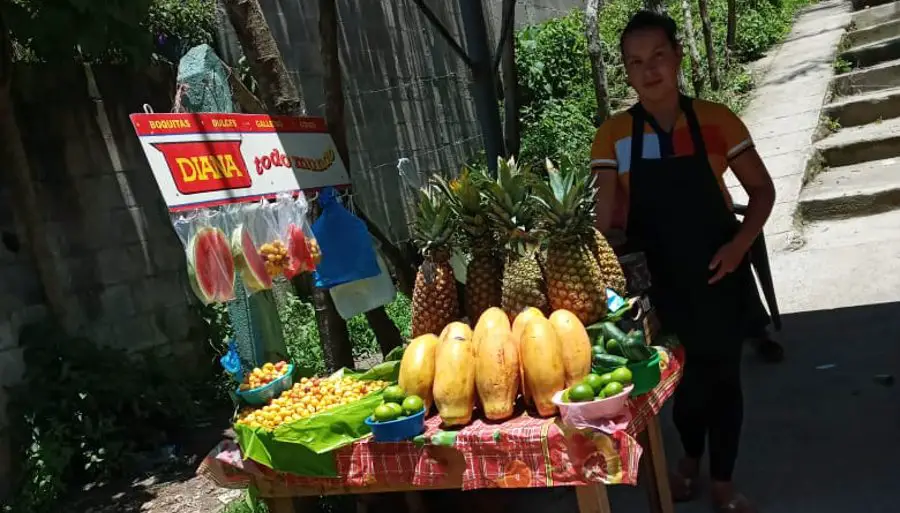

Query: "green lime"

xmin=561 ymin=389 xmax=571 ymax=403
xmin=582 ymin=373 xmax=605 ymax=394
xmin=605 ymin=339 xmax=621 ymax=355
xmin=385 ymin=402 xmax=404 ymax=417
xmin=601 ymin=381 xmax=625 ymax=398
xmin=610 ymin=367 xmax=633 ymax=385
xmin=598 ymin=372 xmax=615 ymax=388
xmin=383 ymin=385 xmax=407 ymax=404
xmin=568 ymin=383 xmax=596 ymax=402
xmin=402 ymin=395 xmax=425 ymax=415
xmin=373 ymin=404 xmax=399 ymax=422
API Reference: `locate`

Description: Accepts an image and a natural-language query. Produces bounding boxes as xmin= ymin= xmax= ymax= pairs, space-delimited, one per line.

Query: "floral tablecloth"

xmin=198 ymin=346 xmax=683 ymax=492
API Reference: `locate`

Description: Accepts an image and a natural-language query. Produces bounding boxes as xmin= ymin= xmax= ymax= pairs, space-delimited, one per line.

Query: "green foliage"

xmin=2 ymin=322 xmax=206 ymax=513
xmin=513 ymin=0 xmax=814 ymax=169
xmin=2 ymin=0 xmax=216 ymax=63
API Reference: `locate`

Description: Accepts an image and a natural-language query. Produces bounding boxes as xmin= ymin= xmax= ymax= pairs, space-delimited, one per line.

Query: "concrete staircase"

xmin=799 ymin=1 xmax=900 ymax=221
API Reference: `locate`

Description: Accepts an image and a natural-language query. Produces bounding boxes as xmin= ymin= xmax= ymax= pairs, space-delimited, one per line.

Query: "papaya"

xmin=398 ymin=333 xmax=440 ymax=413
xmin=474 ymin=311 xmax=518 ymax=420
xmin=549 ymin=309 xmax=592 ymax=387
xmin=520 ymin=316 xmax=566 ymax=417
xmin=433 ymin=322 xmax=477 ymax=426
xmin=511 ymin=307 xmax=544 ymax=405
xmin=473 ymin=307 xmax=511 ymax=352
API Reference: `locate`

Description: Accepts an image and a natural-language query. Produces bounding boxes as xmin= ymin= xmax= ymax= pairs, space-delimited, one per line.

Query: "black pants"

xmin=672 ymin=335 xmax=744 ymax=481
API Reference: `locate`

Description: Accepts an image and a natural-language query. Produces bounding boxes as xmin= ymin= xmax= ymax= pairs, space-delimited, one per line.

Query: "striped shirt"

xmin=590 ymin=98 xmax=754 ymax=229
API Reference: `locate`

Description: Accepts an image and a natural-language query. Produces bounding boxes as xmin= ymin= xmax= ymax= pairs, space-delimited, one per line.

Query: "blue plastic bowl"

xmin=235 ymin=364 xmax=294 ymax=406
xmin=364 ymin=408 xmax=426 ymax=442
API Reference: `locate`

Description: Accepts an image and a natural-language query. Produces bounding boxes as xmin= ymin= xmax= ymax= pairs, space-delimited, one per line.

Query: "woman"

xmin=591 ymin=11 xmax=776 ymax=513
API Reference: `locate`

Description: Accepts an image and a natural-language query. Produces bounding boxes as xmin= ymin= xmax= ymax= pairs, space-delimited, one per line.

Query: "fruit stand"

xmin=129 ymin=113 xmax=685 ymax=513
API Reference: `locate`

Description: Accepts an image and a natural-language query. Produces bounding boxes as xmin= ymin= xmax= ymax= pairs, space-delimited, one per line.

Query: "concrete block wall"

xmin=215 ymin=0 xmax=583 ymax=244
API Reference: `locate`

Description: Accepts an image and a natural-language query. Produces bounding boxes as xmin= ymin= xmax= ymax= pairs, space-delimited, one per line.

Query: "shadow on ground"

xmin=610 ymin=301 xmax=900 ymax=513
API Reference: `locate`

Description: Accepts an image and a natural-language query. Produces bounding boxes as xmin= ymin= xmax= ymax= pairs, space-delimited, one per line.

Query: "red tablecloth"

xmin=199 ymin=346 xmax=683 ymax=491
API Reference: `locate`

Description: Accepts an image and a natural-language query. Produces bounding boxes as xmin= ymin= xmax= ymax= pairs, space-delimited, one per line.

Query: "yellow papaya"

xmin=520 ymin=316 xmax=565 ymax=417
xmin=433 ymin=322 xmax=476 ymax=426
xmin=511 ymin=307 xmax=544 ymax=405
xmin=474 ymin=310 xmax=518 ymax=420
xmin=549 ymin=309 xmax=592 ymax=387
xmin=398 ymin=333 xmax=440 ymax=412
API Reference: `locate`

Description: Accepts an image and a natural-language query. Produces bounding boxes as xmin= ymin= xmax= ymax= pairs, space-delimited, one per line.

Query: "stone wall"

xmin=215 ymin=0 xmax=584 ymax=244
xmin=0 ymin=63 xmax=206 ymax=496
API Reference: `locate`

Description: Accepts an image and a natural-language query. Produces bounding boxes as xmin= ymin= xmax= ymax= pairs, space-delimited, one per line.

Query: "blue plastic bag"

xmin=312 ymin=187 xmax=380 ymax=288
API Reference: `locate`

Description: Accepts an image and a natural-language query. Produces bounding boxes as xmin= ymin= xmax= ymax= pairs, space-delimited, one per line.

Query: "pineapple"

xmin=533 ymin=160 xmax=611 ymax=325
xmin=433 ymin=167 xmax=503 ymax=322
xmin=410 ymin=185 xmax=460 ymax=337
xmin=482 ymin=157 xmax=551 ymax=319
xmin=589 ymin=228 xmax=628 ymax=295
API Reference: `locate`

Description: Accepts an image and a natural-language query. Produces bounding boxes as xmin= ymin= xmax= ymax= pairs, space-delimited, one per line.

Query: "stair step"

xmin=824 ymin=86 xmax=900 ymax=126
xmin=815 ymin=116 xmax=900 ymax=166
xmin=841 ymin=35 xmax=900 ymax=69
xmin=800 ymin=157 xmax=900 ymax=220
xmin=831 ymin=57 xmax=900 ymax=95
xmin=845 ymin=18 xmax=900 ymax=47
xmin=852 ymin=1 xmax=900 ymax=29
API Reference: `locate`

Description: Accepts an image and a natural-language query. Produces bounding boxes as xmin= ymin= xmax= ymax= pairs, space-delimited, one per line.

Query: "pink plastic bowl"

xmin=552 ymin=384 xmax=633 ymax=425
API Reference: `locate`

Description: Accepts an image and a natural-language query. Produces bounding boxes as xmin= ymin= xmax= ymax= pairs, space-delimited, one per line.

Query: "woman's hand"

xmin=708 ymin=238 xmax=751 ymax=284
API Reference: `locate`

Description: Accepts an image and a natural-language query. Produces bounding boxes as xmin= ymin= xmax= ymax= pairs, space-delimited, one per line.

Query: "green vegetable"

xmin=592 ymin=353 xmax=629 ymax=371
xmin=384 ymin=345 xmax=406 ymax=362
xmin=619 ymin=331 xmax=654 ymax=362
xmin=592 ymin=344 xmax=607 ymax=356
xmin=600 ymin=322 xmax=629 ymax=344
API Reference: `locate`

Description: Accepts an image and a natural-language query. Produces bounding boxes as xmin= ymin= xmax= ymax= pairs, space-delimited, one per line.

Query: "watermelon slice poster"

xmin=130 ymin=113 xmax=351 ymax=211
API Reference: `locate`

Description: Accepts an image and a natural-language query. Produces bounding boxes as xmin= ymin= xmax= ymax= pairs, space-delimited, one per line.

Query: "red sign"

xmin=151 ymin=140 xmax=252 ymax=195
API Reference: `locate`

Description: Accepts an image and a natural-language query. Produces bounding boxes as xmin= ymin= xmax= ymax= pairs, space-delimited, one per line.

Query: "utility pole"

xmin=459 ymin=0 xmax=504 ymax=175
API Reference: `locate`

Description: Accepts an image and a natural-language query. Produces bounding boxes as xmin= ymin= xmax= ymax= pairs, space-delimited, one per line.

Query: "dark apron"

xmin=625 ymin=96 xmax=768 ymax=347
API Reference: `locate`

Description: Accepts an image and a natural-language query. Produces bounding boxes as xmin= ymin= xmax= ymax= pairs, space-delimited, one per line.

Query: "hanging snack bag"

xmin=172 ymin=208 xmax=236 ymax=304
xmin=256 ymin=197 xmax=291 ymax=279
xmin=282 ymin=192 xmax=319 ymax=279
xmin=228 ymin=202 xmax=275 ymax=294
xmin=311 ymin=187 xmax=380 ymax=288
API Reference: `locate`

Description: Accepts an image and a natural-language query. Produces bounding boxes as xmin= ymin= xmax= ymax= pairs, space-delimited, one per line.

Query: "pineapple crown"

xmin=482 ymin=156 xmax=545 ymax=254
xmin=431 ymin=166 xmax=493 ymax=246
xmin=411 ymin=184 xmax=455 ymax=260
xmin=532 ymin=159 xmax=598 ymax=238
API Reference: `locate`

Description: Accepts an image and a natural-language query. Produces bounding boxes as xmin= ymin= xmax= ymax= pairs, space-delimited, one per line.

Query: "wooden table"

xmin=259 ymin=415 xmax=674 ymax=513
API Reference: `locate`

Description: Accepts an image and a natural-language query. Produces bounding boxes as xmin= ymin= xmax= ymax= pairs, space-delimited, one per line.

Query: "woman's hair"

xmin=619 ymin=10 xmax=679 ymax=55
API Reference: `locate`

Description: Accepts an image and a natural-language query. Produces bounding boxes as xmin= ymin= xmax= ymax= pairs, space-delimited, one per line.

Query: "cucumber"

xmin=592 ymin=343 xmax=607 ymax=356
xmin=600 ymin=322 xmax=629 ymax=344
xmin=593 ymin=353 xmax=629 ymax=371
xmin=619 ymin=331 xmax=654 ymax=362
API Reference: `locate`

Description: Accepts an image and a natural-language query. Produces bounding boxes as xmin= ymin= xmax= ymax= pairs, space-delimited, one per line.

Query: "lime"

xmin=568 ymin=383 xmax=596 ymax=402
xmin=610 ymin=367 xmax=633 ymax=385
xmin=385 ymin=402 xmax=404 ymax=417
xmin=373 ymin=404 xmax=399 ymax=422
xmin=402 ymin=395 xmax=425 ymax=415
xmin=601 ymin=381 xmax=625 ymax=398
xmin=598 ymin=372 xmax=615 ymax=388
xmin=383 ymin=385 xmax=407 ymax=404
xmin=605 ymin=339 xmax=621 ymax=355
xmin=582 ymin=373 xmax=605 ymax=394
xmin=561 ymin=389 xmax=571 ymax=403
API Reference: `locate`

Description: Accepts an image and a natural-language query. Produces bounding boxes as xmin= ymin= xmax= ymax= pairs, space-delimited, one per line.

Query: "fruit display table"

xmin=198 ymin=347 xmax=683 ymax=513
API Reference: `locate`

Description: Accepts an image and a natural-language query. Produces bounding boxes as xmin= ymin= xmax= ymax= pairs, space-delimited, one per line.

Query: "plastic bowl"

xmin=235 ymin=364 xmax=295 ymax=406
xmin=365 ymin=408 xmax=426 ymax=442
xmin=626 ymin=350 xmax=661 ymax=397
xmin=552 ymin=384 xmax=634 ymax=424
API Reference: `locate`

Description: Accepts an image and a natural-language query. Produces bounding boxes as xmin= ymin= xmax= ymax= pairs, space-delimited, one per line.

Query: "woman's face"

xmin=622 ymin=28 xmax=683 ymax=103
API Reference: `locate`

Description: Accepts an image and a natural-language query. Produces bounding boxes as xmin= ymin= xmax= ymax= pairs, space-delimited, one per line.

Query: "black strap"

xmin=680 ymin=95 xmax=708 ymax=157
xmin=628 ymin=103 xmax=645 ymax=169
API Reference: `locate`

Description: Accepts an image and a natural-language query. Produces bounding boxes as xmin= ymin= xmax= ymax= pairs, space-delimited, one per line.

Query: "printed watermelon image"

xmin=231 ymin=224 xmax=274 ymax=293
xmin=187 ymin=227 xmax=236 ymax=304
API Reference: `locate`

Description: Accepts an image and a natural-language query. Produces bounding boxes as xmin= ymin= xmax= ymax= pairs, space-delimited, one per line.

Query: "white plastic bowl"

xmin=552 ymin=384 xmax=634 ymax=426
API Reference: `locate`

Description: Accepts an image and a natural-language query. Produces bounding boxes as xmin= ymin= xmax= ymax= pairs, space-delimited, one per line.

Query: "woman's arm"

xmin=593 ymin=169 xmax=618 ymax=234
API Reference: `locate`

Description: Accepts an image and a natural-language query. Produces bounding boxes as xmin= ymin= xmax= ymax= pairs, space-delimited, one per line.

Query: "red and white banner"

xmin=130 ymin=113 xmax=351 ymax=211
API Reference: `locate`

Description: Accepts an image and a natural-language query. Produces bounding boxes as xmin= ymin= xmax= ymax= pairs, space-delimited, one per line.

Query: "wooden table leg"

xmin=576 ymin=483 xmax=612 ymax=513
xmin=640 ymin=415 xmax=675 ymax=513
xmin=264 ymin=497 xmax=297 ymax=513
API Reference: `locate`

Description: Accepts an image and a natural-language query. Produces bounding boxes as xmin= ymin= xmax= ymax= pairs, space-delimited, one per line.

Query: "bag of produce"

xmin=280 ymin=192 xmax=320 ymax=280
xmin=226 ymin=202 xmax=275 ymax=294
xmin=171 ymin=208 xmax=236 ymax=304
xmin=311 ymin=187 xmax=380 ymax=288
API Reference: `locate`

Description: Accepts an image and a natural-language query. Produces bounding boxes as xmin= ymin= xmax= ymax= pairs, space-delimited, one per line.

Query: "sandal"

xmin=713 ymin=493 xmax=757 ymax=513
xmin=669 ymin=471 xmax=698 ymax=502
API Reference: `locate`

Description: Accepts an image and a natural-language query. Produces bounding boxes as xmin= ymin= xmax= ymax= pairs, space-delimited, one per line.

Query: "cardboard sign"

xmin=130 ymin=113 xmax=351 ymax=211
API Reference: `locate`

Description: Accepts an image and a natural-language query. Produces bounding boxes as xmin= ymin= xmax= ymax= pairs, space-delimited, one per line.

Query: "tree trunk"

xmin=500 ymin=0 xmax=520 ymax=157
xmin=319 ymin=0 xmax=405 ymax=355
xmin=681 ymin=0 xmax=706 ymax=97
xmin=644 ymin=0 xmax=667 ymax=14
xmin=726 ymin=0 xmax=737 ymax=66
xmin=585 ymin=0 xmax=610 ymax=124
xmin=0 ymin=14 xmax=69 ymax=327
xmin=697 ymin=0 xmax=720 ymax=90
xmin=222 ymin=0 xmax=354 ymax=371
